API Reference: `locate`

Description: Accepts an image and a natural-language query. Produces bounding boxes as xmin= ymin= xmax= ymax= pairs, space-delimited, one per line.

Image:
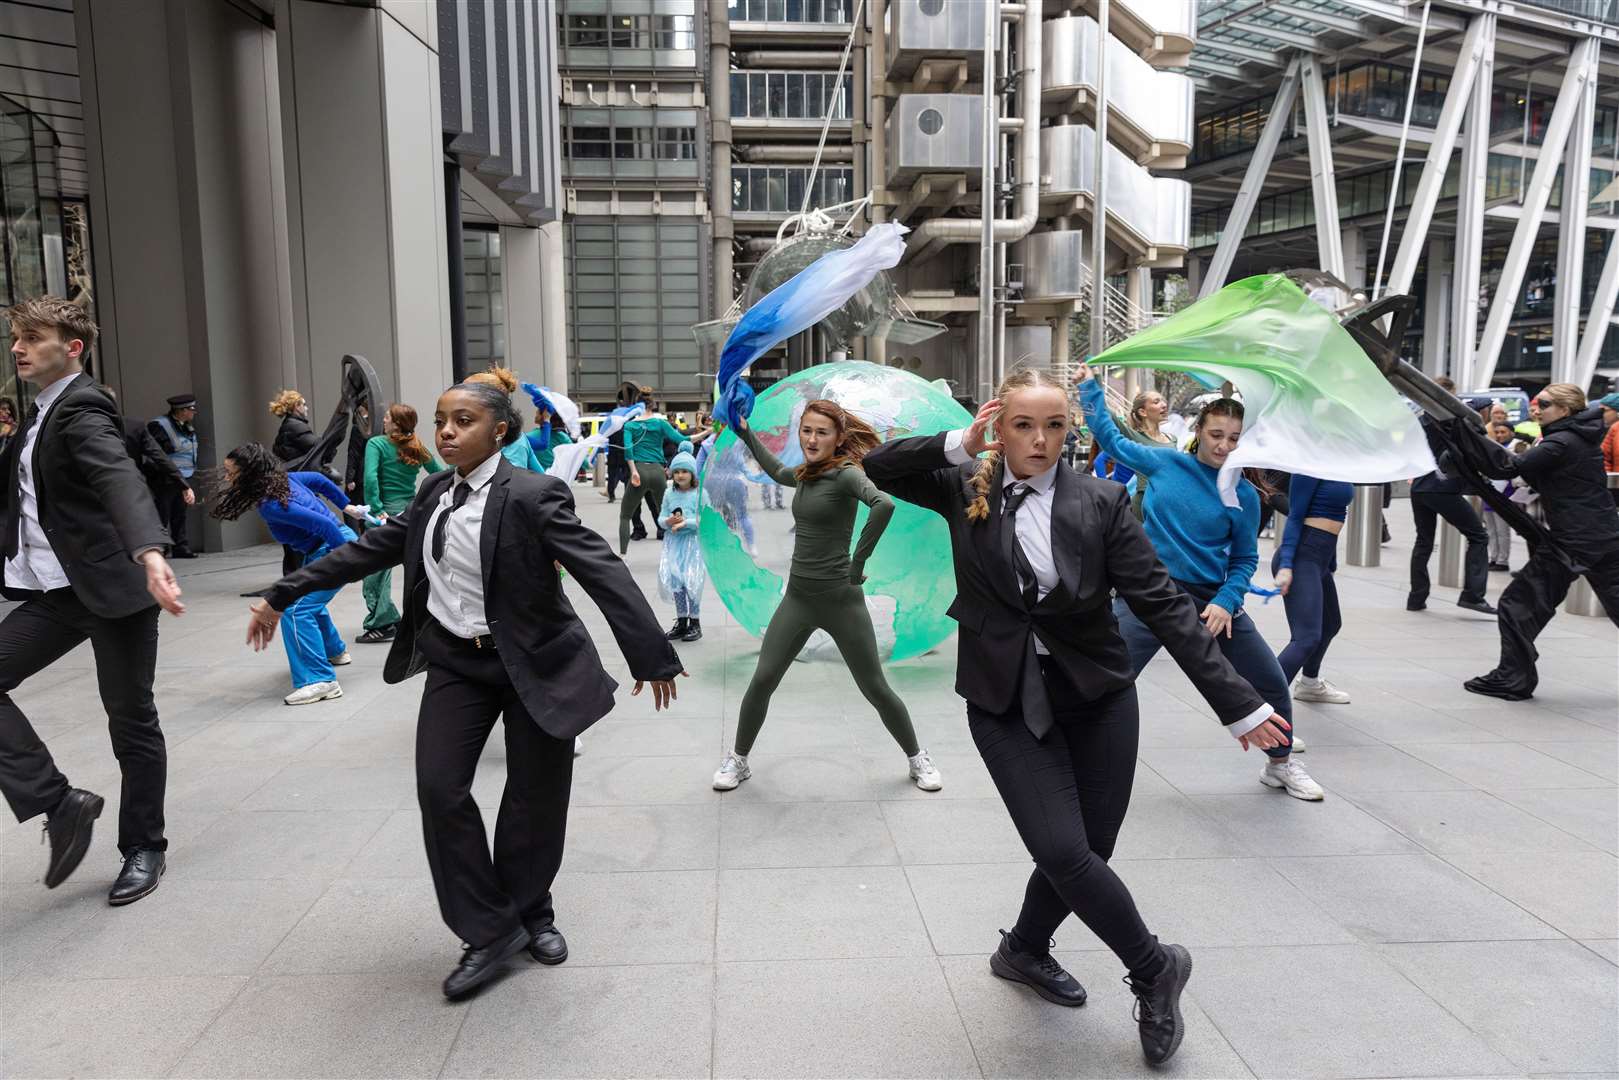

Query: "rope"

xmin=1372 ymin=0 xmax=1431 ymax=299
xmin=799 ymin=0 xmax=868 ymax=218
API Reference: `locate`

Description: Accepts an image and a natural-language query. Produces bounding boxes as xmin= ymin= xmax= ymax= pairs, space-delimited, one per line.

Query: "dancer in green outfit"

xmin=356 ymin=403 xmax=443 ymax=643
xmin=711 ymin=400 xmax=942 ymax=793
xmin=619 ymin=388 xmax=704 ymax=555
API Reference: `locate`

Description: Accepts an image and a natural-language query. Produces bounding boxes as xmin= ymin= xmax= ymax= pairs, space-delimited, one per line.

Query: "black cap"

xmin=168 ymin=393 xmax=197 ymax=409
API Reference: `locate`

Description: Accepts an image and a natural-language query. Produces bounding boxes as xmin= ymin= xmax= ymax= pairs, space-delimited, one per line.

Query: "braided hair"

xmin=210 ymin=443 xmax=291 ymax=522
xmin=965 ymin=367 xmax=1071 ymax=524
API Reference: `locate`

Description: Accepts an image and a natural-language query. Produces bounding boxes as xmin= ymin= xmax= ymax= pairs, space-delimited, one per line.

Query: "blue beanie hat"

xmin=669 ymin=448 xmax=699 ymax=479
xmin=1599 ymin=392 xmax=1619 ymax=411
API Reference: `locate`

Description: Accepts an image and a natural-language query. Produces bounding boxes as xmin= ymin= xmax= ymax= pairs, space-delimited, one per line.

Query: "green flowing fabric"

xmin=1091 ymin=273 xmax=1435 ymax=506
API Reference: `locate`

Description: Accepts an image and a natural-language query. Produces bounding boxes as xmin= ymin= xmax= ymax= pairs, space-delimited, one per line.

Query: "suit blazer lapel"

xmin=32 ymin=373 xmax=94 ymax=516
xmin=478 ymin=455 xmax=513 ymax=595
xmin=979 ymin=459 xmax=1026 ymax=599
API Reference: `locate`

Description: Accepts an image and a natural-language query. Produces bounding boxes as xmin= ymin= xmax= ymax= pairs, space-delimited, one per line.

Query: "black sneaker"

xmin=525 ymin=920 xmax=568 ymax=965
xmin=989 ymin=929 xmax=1086 ymax=1007
xmin=443 ymin=927 xmax=531 ymax=1000
xmin=665 ymin=618 xmax=689 ymax=641
xmin=1125 ymin=943 xmax=1192 ymax=1066
xmin=43 ymin=788 xmax=104 ymax=888
xmin=1457 ymin=598 xmax=1498 ymax=615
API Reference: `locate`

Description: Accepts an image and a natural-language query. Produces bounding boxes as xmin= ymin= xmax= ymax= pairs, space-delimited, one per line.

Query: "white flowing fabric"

xmin=545 ymin=403 xmax=643 ymax=481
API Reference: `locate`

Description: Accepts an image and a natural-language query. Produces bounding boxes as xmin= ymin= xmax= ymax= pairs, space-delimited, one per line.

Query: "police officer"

xmin=148 ymin=394 xmax=199 ymax=558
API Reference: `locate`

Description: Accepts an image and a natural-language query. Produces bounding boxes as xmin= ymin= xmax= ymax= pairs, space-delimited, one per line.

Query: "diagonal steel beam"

xmin=1476 ymin=36 xmax=1601 ymax=387
xmin=1384 ymin=12 xmax=1494 ymax=298
xmin=1300 ymin=52 xmax=1345 ymax=279
xmin=1200 ymin=58 xmax=1302 ymax=298
xmin=1553 ymin=42 xmax=1598 ymax=384
xmin=1575 ymin=232 xmax=1619 ymax=389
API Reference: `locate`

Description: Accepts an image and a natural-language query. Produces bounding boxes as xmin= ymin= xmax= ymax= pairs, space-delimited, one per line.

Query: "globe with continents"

xmin=699 ymin=361 xmax=972 ymax=662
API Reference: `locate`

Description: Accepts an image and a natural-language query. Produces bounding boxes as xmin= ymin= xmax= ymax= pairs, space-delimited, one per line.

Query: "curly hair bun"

xmin=467 ymin=366 xmax=520 ymax=395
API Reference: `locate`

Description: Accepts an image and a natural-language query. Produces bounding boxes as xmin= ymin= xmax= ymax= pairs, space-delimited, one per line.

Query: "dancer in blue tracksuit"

xmin=1271 ymin=474 xmax=1354 ymax=708
xmin=212 ymin=443 xmax=360 ymax=705
xmin=1076 ymin=364 xmax=1323 ymax=802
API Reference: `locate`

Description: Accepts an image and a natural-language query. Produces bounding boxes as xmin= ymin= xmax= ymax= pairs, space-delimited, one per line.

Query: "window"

xmin=653 ymin=14 xmax=695 ymax=49
xmin=731 ymin=165 xmax=854 ymax=212
xmin=610 ymin=14 xmax=647 ymax=48
xmin=561 ymin=13 xmax=608 ymax=47
xmin=657 ymin=126 xmax=697 ymax=160
xmin=568 ymin=125 xmax=612 ymax=159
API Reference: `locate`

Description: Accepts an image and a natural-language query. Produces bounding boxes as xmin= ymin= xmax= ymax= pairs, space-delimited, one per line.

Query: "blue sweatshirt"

xmin=1275 ymin=474 xmax=1354 ymax=571
xmin=1080 ymin=380 xmax=1259 ymax=614
xmin=259 ymin=471 xmax=350 ymax=554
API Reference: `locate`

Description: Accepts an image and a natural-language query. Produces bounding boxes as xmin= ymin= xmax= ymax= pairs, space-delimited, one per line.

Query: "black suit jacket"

xmin=265 ymin=455 xmax=683 ymax=738
xmin=0 ymin=373 xmax=172 ymax=618
xmin=863 ymin=434 xmax=1265 ymax=725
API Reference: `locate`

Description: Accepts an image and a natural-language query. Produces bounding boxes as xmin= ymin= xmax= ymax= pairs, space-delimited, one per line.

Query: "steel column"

xmin=977 ymin=0 xmax=997 ymax=396
xmin=1575 ymin=232 xmax=1619 ymax=388
xmin=1451 ymin=21 xmax=1496 ymax=389
xmin=1476 ymin=37 xmax=1600 ymax=388
xmin=1300 ymin=53 xmax=1345 ymax=281
xmin=1422 ymin=236 xmax=1451 ymax=377
xmin=1200 ymin=58 xmax=1300 ymax=299
xmin=1554 ymin=43 xmax=1598 ymax=384
xmin=1385 ymin=13 xmax=1494 ymax=298
xmin=1089 ymin=0 xmax=1111 ymax=359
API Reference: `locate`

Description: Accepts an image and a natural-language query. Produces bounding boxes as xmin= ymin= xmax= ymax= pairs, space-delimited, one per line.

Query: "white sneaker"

xmin=328 ymin=651 xmax=352 ymax=667
xmin=712 ymin=752 xmax=750 ymax=791
xmin=1290 ymin=736 xmax=1307 ymax=754
xmin=1292 ymin=675 xmax=1349 ymax=704
xmin=1260 ymin=759 xmax=1325 ymax=801
xmin=573 ymin=736 xmax=584 ymax=757
xmin=284 ymin=681 xmax=343 ymax=706
xmin=907 ymin=749 xmax=943 ymax=791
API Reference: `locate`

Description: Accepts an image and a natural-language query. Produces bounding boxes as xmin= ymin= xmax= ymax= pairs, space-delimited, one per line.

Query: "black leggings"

xmin=1273 ymin=525 xmax=1343 ymax=682
xmin=970 ymin=663 xmax=1163 ymax=980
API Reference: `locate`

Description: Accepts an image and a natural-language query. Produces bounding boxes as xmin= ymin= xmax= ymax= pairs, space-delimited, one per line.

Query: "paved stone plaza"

xmin=0 ymin=491 xmax=1614 ymax=1079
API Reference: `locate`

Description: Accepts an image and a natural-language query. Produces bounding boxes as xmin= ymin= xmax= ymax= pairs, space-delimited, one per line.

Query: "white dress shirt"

xmin=943 ymin=428 xmax=1273 ymax=740
xmin=5 ymin=373 xmax=77 ymax=592
xmin=423 ymin=450 xmax=501 ymax=638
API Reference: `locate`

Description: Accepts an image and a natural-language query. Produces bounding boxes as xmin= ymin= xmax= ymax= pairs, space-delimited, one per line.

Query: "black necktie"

xmin=1002 ymin=481 xmax=1054 ymax=740
xmin=1001 ymin=483 xmax=1040 ymax=610
xmin=4 ymin=404 xmax=42 ymax=560
xmin=431 ymin=481 xmax=472 ymax=562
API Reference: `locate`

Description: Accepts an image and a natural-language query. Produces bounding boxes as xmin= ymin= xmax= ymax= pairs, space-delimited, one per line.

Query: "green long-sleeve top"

xmin=737 ymin=422 xmax=895 ymax=583
xmin=622 ymin=416 xmax=686 ymax=464
xmin=363 ymin=435 xmax=445 ymax=515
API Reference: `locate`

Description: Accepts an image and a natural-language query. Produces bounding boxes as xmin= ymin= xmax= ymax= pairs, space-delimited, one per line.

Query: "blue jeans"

xmin=1271 ymin=526 xmax=1342 ymax=684
xmin=284 ymin=532 xmax=354 ymax=689
xmin=672 ymin=588 xmax=700 ymax=618
xmin=1113 ymin=579 xmax=1295 ymax=759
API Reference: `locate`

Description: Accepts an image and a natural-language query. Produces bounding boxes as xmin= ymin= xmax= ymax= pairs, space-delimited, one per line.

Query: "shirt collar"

xmin=1003 ymin=459 xmax=1060 ymax=495
xmin=455 ymin=449 xmax=503 ymax=493
xmin=33 ymin=372 xmax=79 ymax=412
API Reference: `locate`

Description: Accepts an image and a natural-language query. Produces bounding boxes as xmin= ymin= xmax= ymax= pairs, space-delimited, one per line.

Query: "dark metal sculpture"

xmin=288 ymin=353 xmax=384 ymax=481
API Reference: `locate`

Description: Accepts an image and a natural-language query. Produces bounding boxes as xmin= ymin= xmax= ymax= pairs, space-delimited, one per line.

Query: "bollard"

xmin=1436 ymin=496 xmax=1478 ymax=589
xmin=1345 ymin=485 xmax=1382 ymax=567
xmin=1562 ymin=473 xmax=1619 ymax=617
xmin=594 ymin=455 xmax=606 ymax=489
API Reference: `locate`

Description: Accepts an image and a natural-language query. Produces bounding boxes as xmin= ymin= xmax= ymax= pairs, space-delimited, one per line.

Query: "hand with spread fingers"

xmin=632 ymin=670 xmax=689 ymax=710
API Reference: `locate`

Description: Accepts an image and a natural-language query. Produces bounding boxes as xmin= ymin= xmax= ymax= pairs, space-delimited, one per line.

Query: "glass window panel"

xmin=749 ymin=74 xmax=766 ymax=117
xmin=749 ymin=167 xmax=768 ymax=210
xmin=788 ymin=73 xmax=805 ymax=118
xmin=787 ymin=0 xmax=804 ymax=19
xmin=769 ymin=0 xmax=786 ymax=19
xmin=733 ymin=170 xmax=748 ymax=210
xmin=768 ymin=73 xmax=786 ymax=117
xmin=731 ymin=73 xmax=746 ymax=118
xmin=788 ymin=168 xmax=805 ymax=210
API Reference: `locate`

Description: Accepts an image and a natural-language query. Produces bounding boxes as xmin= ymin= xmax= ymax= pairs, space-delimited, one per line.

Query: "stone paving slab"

xmin=0 ymin=492 xmax=1613 ymax=1078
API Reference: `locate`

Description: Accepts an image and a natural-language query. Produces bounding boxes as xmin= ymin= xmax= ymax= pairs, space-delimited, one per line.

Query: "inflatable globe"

xmin=699 ymin=361 xmax=972 ymax=661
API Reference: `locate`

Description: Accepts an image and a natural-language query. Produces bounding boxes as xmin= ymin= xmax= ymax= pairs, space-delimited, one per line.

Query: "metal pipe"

xmin=978 ymin=0 xmax=996 ymax=400
xmin=737 ymin=144 xmax=857 ymax=162
xmin=1088 ymin=0 xmax=1109 ymax=360
xmin=1344 ymin=485 xmax=1382 ymax=567
xmin=710 ymin=1 xmax=735 ymax=317
xmin=738 ymin=50 xmax=853 ymax=67
xmin=903 ymin=5 xmax=1042 ymax=264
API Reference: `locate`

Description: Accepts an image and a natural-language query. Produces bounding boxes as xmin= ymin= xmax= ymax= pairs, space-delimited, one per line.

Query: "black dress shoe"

xmin=1463 ymin=673 xmax=1534 ymax=701
xmin=443 ymin=927 xmax=531 ymax=1000
xmin=43 ymin=788 xmax=104 ymax=888
xmin=1488 ymin=562 xmax=1510 ymax=572
xmin=680 ymin=619 xmax=703 ymax=643
xmin=170 ymin=549 xmax=198 ymax=560
xmin=1126 ymin=943 xmax=1192 ymax=1066
xmin=1405 ymin=599 xmax=1427 ymax=611
xmin=108 ymin=847 xmax=165 ymax=906
xmin=525 ymin=920 xmax=568 ymax=965
xmin=1457 ymin=598 xmax=1498 ymax=615
xmin=989 ymin=929 xmax=1086 ymax=1007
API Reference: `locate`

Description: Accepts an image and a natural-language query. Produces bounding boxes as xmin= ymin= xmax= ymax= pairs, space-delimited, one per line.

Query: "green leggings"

xmin=734 ymin=576 xmax=918 ymax=756
xmin=619 ymin=463 xmax=666 ymax=555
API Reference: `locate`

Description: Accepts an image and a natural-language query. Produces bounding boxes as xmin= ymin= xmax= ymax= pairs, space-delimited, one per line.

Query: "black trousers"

xmin=1487 ymin=545 xmax=1619 ymax=694
xmin=416 ymin=622 xmax=573 ymax=948
xmin=0 ymin=589 xmax=165 ymax=853
xmin=968 ymin=658 xmax=1162 ymax=980
xmin=1409 ymin=492 xmax=1489 ymax=605
xmin=162 ymin=486 xmax=192 ymax=553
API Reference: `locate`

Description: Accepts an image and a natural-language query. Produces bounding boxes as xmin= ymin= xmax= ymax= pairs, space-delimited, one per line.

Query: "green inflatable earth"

xmin=699 ymin=361 xmax=972 ymax=662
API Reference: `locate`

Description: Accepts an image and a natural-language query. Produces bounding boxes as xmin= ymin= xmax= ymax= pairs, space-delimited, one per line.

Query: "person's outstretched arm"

xmin=735 ymin=420 xmax=799 ymax=487
xmin=1274 ymin=474 xmax=1317 ymax=573
xmin=843 ymin=468 xmax=895 ymax=584
xmin=1075 ymin=378 xmax=1170 ymax=478
xmin=1103 ymin=484 xmax=1288 ymax=749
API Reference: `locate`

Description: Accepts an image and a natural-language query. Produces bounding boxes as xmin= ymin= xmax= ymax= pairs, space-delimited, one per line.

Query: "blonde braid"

xmin=965 ymin=451 xmax=999 ymax=523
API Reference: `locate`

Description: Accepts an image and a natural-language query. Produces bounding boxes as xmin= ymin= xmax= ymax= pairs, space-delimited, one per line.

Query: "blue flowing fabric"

xmin=712 ymin=223 xmax=908 ymax=425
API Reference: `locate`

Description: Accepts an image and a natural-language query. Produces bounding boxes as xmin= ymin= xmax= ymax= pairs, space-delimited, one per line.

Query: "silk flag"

xmin=712 ymin=223 xmax=909 ymax=425
xmin=545 ymin=402 xmax=644 ymax=482
xmin=520 ymin=382 xmax=584 ymax=439
xmin=1092 ymin=273 xmax=1435 ymax=507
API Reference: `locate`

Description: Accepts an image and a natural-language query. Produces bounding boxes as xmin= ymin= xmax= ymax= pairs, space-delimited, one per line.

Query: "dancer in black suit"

xmin=864 ymin=367 xmax=1289 ymax=1066
xmin=247 ymin=379 xmax=685 ymax=1001
xmin=0 ymin=297 xmax=184 ymax=905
